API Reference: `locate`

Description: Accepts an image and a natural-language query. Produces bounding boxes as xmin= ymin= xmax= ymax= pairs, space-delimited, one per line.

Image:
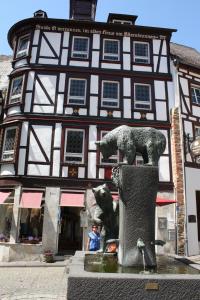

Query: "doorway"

xmin=196 ymin=191 xmax=200 ymax=242
xmin=58 ymin=206 xmax=82 ymax=253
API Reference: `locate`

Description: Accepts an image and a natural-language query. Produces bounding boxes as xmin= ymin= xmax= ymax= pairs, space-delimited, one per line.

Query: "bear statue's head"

xmin=95 ymin=140 xmax=114 ymax=161
xmin=92 ymin=184 xmax=113 ymax=209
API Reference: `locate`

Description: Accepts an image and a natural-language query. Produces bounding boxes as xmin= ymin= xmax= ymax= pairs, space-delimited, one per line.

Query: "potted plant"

xmin=43 ymin=250 xmax=54 ymax=263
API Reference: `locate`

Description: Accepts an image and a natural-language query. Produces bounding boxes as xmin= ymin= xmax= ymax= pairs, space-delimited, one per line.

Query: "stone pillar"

xmin=118 ymin=165 xmax=158 ymax=267
xmin=42 ymin=187 xmax=60 ymax=254
xmin=10 ymin=186 xmax=21 ymax=243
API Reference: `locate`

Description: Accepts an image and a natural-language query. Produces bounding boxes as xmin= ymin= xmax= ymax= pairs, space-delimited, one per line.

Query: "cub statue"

xmin=92 ymin=184 xmax=119 ymax=251
xmin=95 ymin=125 xmax=166 ymax=166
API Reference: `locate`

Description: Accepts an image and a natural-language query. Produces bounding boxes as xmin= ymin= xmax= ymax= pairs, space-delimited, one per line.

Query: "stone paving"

xmin=0 ymin=264 xmax=68 ymax=300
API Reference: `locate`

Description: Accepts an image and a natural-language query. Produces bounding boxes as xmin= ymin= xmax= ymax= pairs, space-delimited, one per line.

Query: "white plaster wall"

xmin=146 ymin=113 xmax=154 ymax=120
xmin=27 ymin=72 xmax=35 ymax=90
xmin=123 ymin=78 xmax=131 ymax=97
xmin=90 ymin=75 xmax=99 ymax=94
xmin=65 ymin=107 xmax=73 ymax=115
xmin=162 ymin=40 xmax=167 ymax=55
xmin=93 ymin=34 xmax=100 ymax=49
xmin=156 ymin=101 xmax=167 ymax=121
xmin=38 ymin=58 xmax=58 ymax=65
xmin=184 ymin=120 xmax=193 ymax=137
xmin=62 ymin=166 xmax=68 ymax=177
xmin=153 ymin=56 xmax=158 ymax=72
xmin=52 ymin=150 xmax=60 ymax=177
xmin=123 ymin=54 xmax=131 ymax=70
xmin=33 ymin=106 xmax=54 ymax=114
xmin=154 ymin=81 xmax=166 ymax=100
xmin=89 ymin=96 xmax=98 ymax=116
xmin=27 ymin=164 xmax=50 ymax=176
xmin=88 ymin=125 xmax=97 ymax=150
xmin=33 ymin=30 xmax=40 ymax=45
xmin=20 ymin=122 xmax=29 ymax=147
xmin=59 ymin=74 xmax=66 ymax=92
xmin=159 ymin=57 xmax=168 ymax=73
xmin=153 ymin=40 xmax=161 ymax=55
xmin=7 ymin=106 xmax=21 ymax=115
xmin=54 ymin=123 xmax=62 ymax=148
xmin=159 ymin=157 xmax=170 ymax=182
xmin=41 ymin=32 xmax=61 ymax=56
xmin=167 ymin=81 xmax=175 ymax=110
xmin=101 ymin=63 xmax=121 ymax=70
xmin=192 ymin=105 xmax=200 ymax=118
xmin=78 ymin=167 xmax=85 ymax=178
xmin=18 ymin=149 xmax=26 ymax=175
xmin=69 ymin=61 xmax=89 ymax=67
xmin=56 ymin=94 xmax=64 ymax=114
xmin=30 ymin=47 xmax=37 ymax=64
xmin=100 ymin=110 xmax=107 ymax=117
xmin=92 ymin=51 xmax=99 ymax=68
xmin=24 ymin=93 xmax=32 ymax=113
xmin=113 ymin=111 xmax=121 ymax=118
xmin=34 ymin=75 xmax=56 ymax=104
xmin=132 ymin=65 xmax=152 ymax=72
xmin=185 ymin=167 xmax=200 ymax=255
xmin=0 ymin=164 xmax=15 ymax=176
xmin=61 ymin=49 xmax=68 ymax=65
xmin=63 ymin=32 xmax=70 ymax=47
xmin=180 ymin=77 xmax=189 ymax=96
xmin=123 ymin=37 xmax=130 ymax=52
xmin=99 ymin=168 xmax=104 ymax=179
xmin=134 ymin=112 xmax=141 ymax=119
xmin=79 ymin=108 xmax=87 ymax=115
xmin=88 ymin=152 xmax=96 ymax=178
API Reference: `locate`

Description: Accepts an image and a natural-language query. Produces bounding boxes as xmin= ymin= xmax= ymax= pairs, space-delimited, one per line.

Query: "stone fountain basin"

xmin=67 ymin=251 xmax=200 ymax=300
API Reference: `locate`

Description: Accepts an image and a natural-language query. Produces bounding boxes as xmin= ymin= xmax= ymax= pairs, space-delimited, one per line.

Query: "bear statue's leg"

xmin=146 ymin=141 xmax=158 ymax=166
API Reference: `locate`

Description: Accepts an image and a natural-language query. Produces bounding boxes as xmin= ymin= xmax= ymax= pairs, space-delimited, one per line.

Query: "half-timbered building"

xmin=0 ymin=0 xmax=177 ymax=261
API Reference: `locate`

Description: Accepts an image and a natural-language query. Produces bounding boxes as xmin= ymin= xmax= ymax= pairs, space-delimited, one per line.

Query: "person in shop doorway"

xmin=86 ymin=224 xmax=101 ymax=251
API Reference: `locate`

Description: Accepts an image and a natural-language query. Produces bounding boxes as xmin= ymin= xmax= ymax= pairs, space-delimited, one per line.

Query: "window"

xmin=68 ymin=79 xmax=87 ymax=105
xmin=112 ymin=20 xmax=132 ymax=25
xmin=103 ymin=39 xmax=119 ymax=61
xmin=134 ymin=84 xmax=151 ymax=110
xmin=133 ymin=42 xmax=150 ymax=64
xmin=100 ymin=131 xmax=119 ymax=165
xmin=9 ymin=76 xmax=23 ymax=104
xmin=191 ymin=86 xmax=200 ymax=105
xmin=2 ymin=127 xmax=17 ymax=161
xmin=195 ymin=127 xmax=200 ymax=138
xmin=0 ymin=192 xmax=14 ymax=243
xmin=64 ymin=129 xmax=85 ymax=163
xmin=16 ymin=35 xmax=30 ymax=58
xmin=72 ymin=37 xmax=89 ymax=59
xmin=101 ymin=81 xmax=119 ymax=107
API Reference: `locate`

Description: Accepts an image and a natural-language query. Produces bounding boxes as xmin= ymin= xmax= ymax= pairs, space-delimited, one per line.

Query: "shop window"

xmin=103 ymin=39 xmax=119 ymax=61
xmin=16 ymin=35 xmax=30 ymax=58
xmin=133 ymin=42 xmax=150 ymax=64
xmin=2 ymin=127 xmax=18 ymax=161
xmin=100 ymin=131 xmax=119 ymax=165
xmin=134 ymin=83 xmax=151 ymax=110
xmin=191 ymin=86 xmax=200 ymax=105
xmin=68 ymin=78 xmax=87 ymax=105
xmin=72 ymin=37 xmax=89 ymax=59
xmin=64 ymin=129 xmax=85 ymax=163
xmin=101 ymin=80 xmax=119 ymax=108
xmin=9 ymin=76 xmax=23 ymax=104
xmin=0 ymin=192 xmax=14 ymax=243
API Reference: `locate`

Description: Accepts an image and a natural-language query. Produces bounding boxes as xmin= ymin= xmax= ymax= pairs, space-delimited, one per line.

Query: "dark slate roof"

xmin=170 ymin=42 xmax=200 ymax=69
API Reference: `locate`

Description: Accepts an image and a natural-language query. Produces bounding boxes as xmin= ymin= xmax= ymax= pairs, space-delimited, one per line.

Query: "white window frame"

xmin=16 ymin=34 xmax=30 ymax=58
xmin=2 ymin=127 xmax=17 ymax=161
xmin=134 ymin=83 xmax=151 ymax=110
xmin=9 ymin=75 xmax=24 ymax=104
xmin=72 ymin=36 xmax=89 ymax=59
xmin=133 ymin=41 xmax=150 ymax=64
xmin=191 ymin=85 xmax=200 ymax=105
xmin=103 ymin=39 xmax=120 ymax=61
xmin=100 ymin=131 xmax=119 ymax=165
xmin=67 ymin=78 xmax=87 ymax=106
xmin=112 ymin=20 xmax=132 ymax=25
xmin=64 ymin=129 xmax=85 ymax=164
xmin=101 ymin=80 xmax=119 ymax=108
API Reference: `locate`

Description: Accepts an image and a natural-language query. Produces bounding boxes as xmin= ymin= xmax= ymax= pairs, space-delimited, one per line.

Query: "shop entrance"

xmin=58 ymin=207 xmax=82 ymax=253
xmin=196 ymin=191 xmax=200 ymax=242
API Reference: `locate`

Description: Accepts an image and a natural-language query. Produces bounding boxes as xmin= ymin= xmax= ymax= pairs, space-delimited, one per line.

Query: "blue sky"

xmin=1 ymin=0 xmax=200 ymax=54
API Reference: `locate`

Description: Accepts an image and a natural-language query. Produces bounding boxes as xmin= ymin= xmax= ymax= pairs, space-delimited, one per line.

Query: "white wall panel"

xmin=24 ymin=93 xmax=32 ymax=112
xmin=93 ymin=34 xmax=100 ymax=49
xmin=27 ymin=164 xmax=50 ymax=176
xmin=27 ymin=72 xmax=35 ymax=91
xmin=18 ymin=149 xmax=26 ymax=175
xmin=153 ymin=40 xmax=161 ymax=55
xmin=62 ymin=166 xmax=68 ymax=177
xmin=123 ymin=37 xmax=130 ymax=52
xmin=123 ymin=99 xmax=131 ymax=118
xmin=146 ymin=113 xmax=154 ymax=120
xmin=54 ymin=123 xmax=62 ymax=148
xmin=33 ymin=106 xmax=54 ymax=114
xmin=0 ymin=164 xmax=15 ymax=176
xmin=34 ymin=74 xmax=56 ymax=104
xmin=20 ymin=122 xmax=29 ymax=147
xmin=52 ymin=150 xmax=60 ymax=177
xmin=78 ymin=167 xmax=85 ymax=178
xmin=59 ymin=73 xmax=66 ymax=93
xmin=61 ymin=49 xmax=68 ymax=65
xmin=30 ymin=47 xmax=37 ymax=64
xmin=167 ymin=81 xmax=175 ymax=110
xmin=156 ymin=101 xmax=167 ymax=121
xmin=180 ymin=77 xmax=189 ymax=96
xmin=90 ymin=75 xmax=99 ymax=94
xmin=33 ymin=30 xmax=40 ymax=45
xmin=100 ymin=110 xmax=107 ymax=117
xmin=159 ymin=157 xmax=170 ymax=182
xmin=89 ymin=96 xmax=98 ymax=116
xmin=7 ymin=106 xmax=21 ymax=115
xmin=123 ymin=54 xmax=131 ymax=70
xmin=123 ymin=78 xmax=131 ymax=97
xmin=57 ymin=94 xmax=64 ymax=114
xmin=159 ymin=57 xmax=168 ymax=73
xmin=99 ymin=168 xmax=104 ymax=179
xmin=113 ymin=111 xmax=121 ymax=118
xmin=162 ymin=40 xmax=167 ymax=55
xmin=79 ymin=108 xmax=87 ymax=115
xmin=101 ymin=63 xmax=121 ymax=69
xmin=134 ymin=112 xmax=141 ymax=119
xmin=65 ymin=107 xmax=73 ymax=114
xmin=42 ymin=32 xmax=61 ymax=56
xmin=89 ymin=125 xmax=97 ymax=150
xmin=38 ymin=58 xmax=58 ymax=65
xmin=92 ymin=51 xmax=100 ymax=68
xmin=192 ymin=105 xmax=200 ymax=118
xmin=88 ymin=153 xmax=96 ymax=178
xmin=133 ymin=65 xmax=152 ymax=72
xmin=63 ymin=32 xmax=70 ymax=47
xmin=153 ymin=56 xmax=158 ymax=72
xmin=69 ymin=61 xmax=89 ymax=67
xmin=154 ymin=81 xmax=166 ymax=100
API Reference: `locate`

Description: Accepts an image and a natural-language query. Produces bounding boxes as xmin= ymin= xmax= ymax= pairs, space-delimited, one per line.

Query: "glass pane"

xmin=103 ymin=82 xmax=118 ymax=99
xmin=18 ymin=37 xmax=29 ymax=52
xmin=66 ymin=131 xmax=83 ymax=154
xmin=73 ymin=38 xmax=88 ymax=52
xmin=135 ymin=85 xmax=150 ymax=102
xmin=70 ymin=80 xmax=85 ymax=97
xmin=4 ymin=128 xmax=16 ymax=151
xmin=11 ymin=77 xmax=23 ymax=96
xmin=104 ymin=40 xmax=118 ymax=54
xmin=135 ymin=43 xmax=148 ymax=57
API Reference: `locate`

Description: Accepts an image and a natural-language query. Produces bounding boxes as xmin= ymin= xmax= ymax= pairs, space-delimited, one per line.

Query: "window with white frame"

xmin=134 ymin=84 xmax=151 ymax=110
xmin=191 ymin=86 xmax=200 ymax=105
xmin=9 ymin=76 xmax=23 ymax=104
xmin=101 ymin=81 xmax=119 ymax=107
xmin=133 ymin=42 xmax=150 ymax=64
xmin=2 ymin=127 xmax=17 ymax=161
xmin=103 ymin=39 xmax=119 ymax=61
xmin=100 ymin=131 xmax=119 ymax=165
xmin=64 ymin=129 xmax=85 ymax=163
xmin=72 ymin=37 xmax=89 ymax=59
xmin=16 ymin=35 xmax=30 ymax=58
xmin=68 ymin=78 xmax=87 ymax=105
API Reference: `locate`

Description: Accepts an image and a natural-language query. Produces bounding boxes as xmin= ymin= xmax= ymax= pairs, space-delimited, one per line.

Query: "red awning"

xmin=20 ymin=192 xmax=43 ymax=208
xmin=156 ymin=197 xmax=176 ymax=206
xmin=0 ymin=192 xmax=12 ymax=204
xmin=60 ymin=193 xmax=84 ymax=207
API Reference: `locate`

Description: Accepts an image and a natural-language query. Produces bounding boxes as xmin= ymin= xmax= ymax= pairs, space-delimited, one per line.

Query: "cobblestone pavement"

xmin=0 ymin=265 xmax=68 ymax=300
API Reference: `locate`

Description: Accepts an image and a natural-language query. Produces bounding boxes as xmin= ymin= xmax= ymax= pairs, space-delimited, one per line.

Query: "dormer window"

xmin=133 ymin=42 xmax=150 ymax=64
xmin=112 ymin=20 xmax=132 ymax=25
xmin=16 ymin=35 xmax=30 ymax=58
xmin=72 ymin=37 xmax=89 ymax=59
xmin=9 ymin=76 xmax=24 ymax=104
xmin=103 ymin=39 xmax=119 ymax=61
